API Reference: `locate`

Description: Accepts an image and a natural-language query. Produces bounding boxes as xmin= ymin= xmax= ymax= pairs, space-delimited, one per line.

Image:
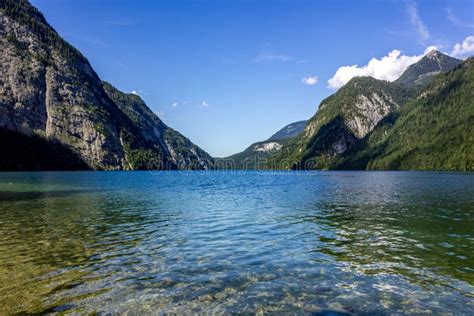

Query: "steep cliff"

xmin=0 ymin=0 xmax=212 ymax=170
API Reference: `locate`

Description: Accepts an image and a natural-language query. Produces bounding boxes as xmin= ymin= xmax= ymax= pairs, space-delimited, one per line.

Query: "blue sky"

xmin=31 ymin=0 xmax=473 ymax=157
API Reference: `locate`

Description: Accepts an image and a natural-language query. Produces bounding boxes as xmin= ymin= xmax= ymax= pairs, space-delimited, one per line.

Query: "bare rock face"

xmin=0 ymin=10 xmax=125 ymax=169
xmin=253 ymin=142 xmax=282 ymax=153
xmin=0 ymin=1 xmax=213 ymax=170
xmin=301 ymin=77 xmax=402 ymax=157
xmin=346 ymin=91 xmax=399 ymax=139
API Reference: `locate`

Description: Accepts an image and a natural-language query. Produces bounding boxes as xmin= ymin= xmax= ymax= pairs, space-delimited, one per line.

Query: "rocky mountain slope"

xmin=339 ymin=58 xmax=473 ymax=171
xmin=0 ymin=0 xmax=212 ymax=170
xmin=218 ymin=120 xmax=307 ymax=169
xmin=270 ymin=50 xmax=470 ymax=171
xmin=102 ymin=83 xmax=213 ymax=170
xmin=271 ymin=77 xmax=406 ymax=169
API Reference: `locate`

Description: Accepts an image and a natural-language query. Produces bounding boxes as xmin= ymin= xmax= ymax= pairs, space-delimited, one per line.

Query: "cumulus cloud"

xmin=407 ymin=1 xmax=429 ymax=42
xmin=201 ymin=101 xmax=209 ymax=108
xmin=302 ymin=76 xmax=319 ymax=85
xmin=327 ymin=50 xmax=424 ymax=89
xmin=172 ymin=102 xmax=178 ymax=108
xmin=451 ymin=36 xmax=474 ymax=58
xmin=131 ymin=90 xmax=139 ymax=95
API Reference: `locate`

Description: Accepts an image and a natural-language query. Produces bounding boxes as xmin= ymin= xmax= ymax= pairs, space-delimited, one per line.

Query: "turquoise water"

xmin=0 ymin=171 xmax=473 ymax=314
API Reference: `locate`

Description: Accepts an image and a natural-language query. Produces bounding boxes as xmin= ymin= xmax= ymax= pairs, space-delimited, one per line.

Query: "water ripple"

xmin=0 ymin=171 xmax=473 ymax=314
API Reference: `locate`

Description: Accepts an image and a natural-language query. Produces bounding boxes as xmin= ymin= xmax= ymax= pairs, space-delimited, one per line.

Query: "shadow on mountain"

xmin=0 ymin=128 xmax=90 ymax=171
xmin=291 ymin=116 xmax=358 ymax=170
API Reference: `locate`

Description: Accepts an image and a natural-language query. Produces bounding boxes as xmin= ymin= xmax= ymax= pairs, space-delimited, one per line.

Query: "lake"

xmin=0 ymin=171 xmax=473 ymax=314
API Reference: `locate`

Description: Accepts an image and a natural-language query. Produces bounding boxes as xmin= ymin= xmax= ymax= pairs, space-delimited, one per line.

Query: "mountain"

xmin=270 ymin=77 xmax=405 ymax=169
xmin=270 ymin=50 xmax=469 ymax=171
xmin=268 ymin=120 xmax=308 ymax=141
xmin=0 ymin=127 xmax=90 ymax=171
xmin=0 ymin=0 xmax=212 ymax=170
xmin=339 ymin=58 xmax=473 ymax=171
xmin=394 ymin=50 xmax=461 ymax=87
xmin=217 ymin=120 xmax=307 ymax=169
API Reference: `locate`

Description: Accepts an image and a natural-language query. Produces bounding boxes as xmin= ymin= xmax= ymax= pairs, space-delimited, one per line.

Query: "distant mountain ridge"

xmin=218 ymin=120 xmax=307 ymax=169
xmin=0 ymin=0 xmax=212 ymax=170
xmin=268 ymin=120 xmax=308 ymax=141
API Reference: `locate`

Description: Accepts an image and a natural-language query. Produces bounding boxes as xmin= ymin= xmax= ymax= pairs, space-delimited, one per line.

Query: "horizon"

xmin=31 ymin=0 xmax=473 ymax=157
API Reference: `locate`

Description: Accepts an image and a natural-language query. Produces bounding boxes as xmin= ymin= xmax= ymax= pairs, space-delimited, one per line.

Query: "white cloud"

xmin=172 ymin=102 xmax=178 ymax=108
xmin=131 ymin=90 xmax=139 ymax=95
xmin=407 ymin=1 xmax=429 ymax=42
xmin=451 ymin=36 xmax=474 ymax=58
xmin=201 ymin=101 xmax=209 ymax=108
xmin=447 ymin=8 xmax=474 ymax=29
xmin=327 ymin=50 xmax=424 ymax=89
xmin=302 ymin=76 xmax=319 ymax=85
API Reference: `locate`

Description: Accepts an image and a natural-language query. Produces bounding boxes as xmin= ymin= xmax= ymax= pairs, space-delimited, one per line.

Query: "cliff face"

xmin=0 ymin=0 xmax=212 ymax=170
xmin=0 ymin=1 xmax=125 ymax=169
xmin=304 ymin=77 xmax=402 ymax=141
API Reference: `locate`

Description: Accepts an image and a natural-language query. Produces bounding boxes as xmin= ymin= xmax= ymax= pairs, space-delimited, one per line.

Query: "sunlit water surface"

xmin=0 ymin=171 xmax=473 ymax=314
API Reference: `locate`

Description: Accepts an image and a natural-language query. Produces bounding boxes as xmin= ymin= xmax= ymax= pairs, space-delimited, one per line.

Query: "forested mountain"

xmin=270 ymin=77 xmax=406 ymax=169
xmin=0 ymin=0 xmax=470 ymax=172
xmin=339 ymin=58 xmax=473 ymax=171
xmin=0 ymin=0 xmax=212 ymax=170
xmin=270 ymin=53 xmax=472 ymax=171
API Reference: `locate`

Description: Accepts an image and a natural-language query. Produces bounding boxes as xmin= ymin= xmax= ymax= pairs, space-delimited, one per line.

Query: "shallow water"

xmin=0 ymin=171 xmax=473 ymax=314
